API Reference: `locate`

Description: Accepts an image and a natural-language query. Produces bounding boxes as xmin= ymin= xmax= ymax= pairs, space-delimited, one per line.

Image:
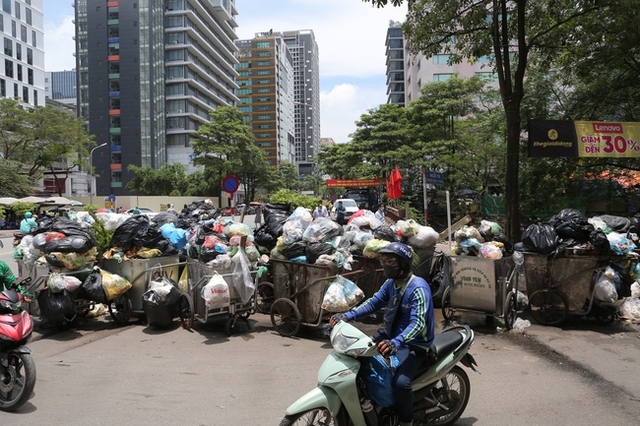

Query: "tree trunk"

xmin=504 ymin=102 xmax=521 ymax=242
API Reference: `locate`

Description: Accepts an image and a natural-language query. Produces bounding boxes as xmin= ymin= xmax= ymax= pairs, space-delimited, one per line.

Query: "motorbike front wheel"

xmin=427 ymin=365 xmax=470 ymax=426
xmin=0 ymin=351 xmax=36 ymax=412
xmin=279 ymin=407 xmax=346 ymax=426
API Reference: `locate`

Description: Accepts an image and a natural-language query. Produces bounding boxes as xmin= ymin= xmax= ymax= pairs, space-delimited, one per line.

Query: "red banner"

xmin=325 ymin=178 xmax=381 ymax=188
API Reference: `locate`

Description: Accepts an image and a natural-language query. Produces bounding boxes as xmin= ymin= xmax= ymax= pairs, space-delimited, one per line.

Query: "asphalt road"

xmin=1 ymin=311 xmax=639 ymax=425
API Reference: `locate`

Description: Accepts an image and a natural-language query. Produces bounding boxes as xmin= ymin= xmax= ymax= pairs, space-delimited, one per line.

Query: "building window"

xmin=433 ymin=73 xmax=453 ymax=82
xmin=11 ymin=20 xmax=15 ymax=37
xmin=257 ymin=51 xmax=271 ymax=57
xmin=256 ymin=87 xmax=270 ymax=93
xmin=31 ymin=30 xmax=36 ymax=47
xmin=257 ymin=79 xmax=271 ymax=84
xmin=236 ymin=88 xmax=252 ymax=95
xmin=257 ymin=115 xmax=272 ymax=120
xmin=33 ymin=89 xmax=37 ymax=105
xmin=26 ymin=47 xmax=32 ymax=64
xmin=4 ymin=59 xmax=12 ymax=78
xmin=27 ymin=68 xmax=32 ymax=84
xmin=0 ymin=79 xmax=5 ymax=97
xmin=25 ymin=8 xmax=31 ymax=25
xmin=4 ymin=37 xmax=11 ymax=56
xmin=256 ymin=61 xmax=270 ymax=66
xmin=475 ymin=71 xmax=499 ymax=82
xmin=238 ymin=71 xmax=251 ymax=77
xmin=16 ymin=63 xmax=21 ymax=81
xmin=15 ymin=43 xmax=20 ymax=60
xmin=20 ymin=24 xmax=26 ymax=42
xmin=2 ymin=0 xmax=9 ymax=13
xmin=14 ymin=1 xmax=19 ymax=19
xmin=257 ymin=70 xmax=271 ymax=75
xmin=256 ymin=41 xmax=270 ymax=48
xmin=22 ymin=85 xmax=28 ymax=102
xmin=432 ymin=54 xmax=450 ymax=65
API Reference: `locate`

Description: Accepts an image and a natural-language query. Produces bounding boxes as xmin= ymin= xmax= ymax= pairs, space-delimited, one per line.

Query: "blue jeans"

xmin=392 ymin=345 xmax=428 ymax=423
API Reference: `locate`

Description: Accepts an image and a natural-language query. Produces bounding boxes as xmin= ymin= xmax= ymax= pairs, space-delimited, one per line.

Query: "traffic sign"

xmin=222 ymin=175 xmax=239 ymax=194
xmin=427 ymin=171 xmax=444 ymax=185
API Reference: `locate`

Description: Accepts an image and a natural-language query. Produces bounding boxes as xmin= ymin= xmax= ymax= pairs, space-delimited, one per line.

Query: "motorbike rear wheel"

xmin=0 ymin=351 xmax=36 ymax=412
xmin=427 ymin=365 xmax=470 ymax=426
xmin=279 ymin=407 xmax=346 ymax=426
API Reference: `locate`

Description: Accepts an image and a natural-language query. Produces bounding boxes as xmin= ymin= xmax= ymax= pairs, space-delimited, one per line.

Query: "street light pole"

xmin=89 ymin=143 xmax=108 ymax=207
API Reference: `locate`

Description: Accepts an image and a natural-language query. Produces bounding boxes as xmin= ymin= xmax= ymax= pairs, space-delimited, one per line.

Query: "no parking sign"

xmin=222 ymin=175 xmax=239 ymax=194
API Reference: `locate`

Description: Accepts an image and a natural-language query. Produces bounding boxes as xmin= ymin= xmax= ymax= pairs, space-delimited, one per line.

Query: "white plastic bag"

xmin=321 ymin=275 xmax=365 ymax=313
xmin=201 ymin=272 xmax=230 ymax=309
xmin=407 ymin=225 xmax=439 ymax=248
xmin=47 ymin=272 xmax=66 ymax=293
xmin=594 ymin=266 xmax=618 ymax=303
xmin=232 ymin=249 xmax=255 ymax=304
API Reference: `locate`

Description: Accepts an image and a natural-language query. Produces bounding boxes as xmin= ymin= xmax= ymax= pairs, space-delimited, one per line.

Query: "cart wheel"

xmin=178 ymin=293 xmax=194 ymax=330
xmin=225 ymin=316 xmax=236 ymax=336
xmin=441 ymin=286 xmax=455 ymax=321
xmin=503 ymin=291 xmax=517 ymax=330
xmin=270 ymin=298 xmax=301 ymax=337
xmin=594 ymin=306 xmax=616 ymax=325
xmin=528 ymin=289 xmax=568 ymax=326
xmin=109 ymin=293 xmax=132 ymax=325
xmin=256 ymin=282 xmax=275 ymax=314
xmin=239 ymin=311 xmax=251 ymax=320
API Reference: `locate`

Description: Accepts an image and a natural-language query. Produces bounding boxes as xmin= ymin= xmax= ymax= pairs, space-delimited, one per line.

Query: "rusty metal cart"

xmin=180 ymin=257 xmax=258 ymax=336
xmin=441 ymin=252 xmax=524 ymax=330
xmin=523 ymin=252 xmax=629 ymax=326
xmin=262 ymin=259 xmax=364 ymax=337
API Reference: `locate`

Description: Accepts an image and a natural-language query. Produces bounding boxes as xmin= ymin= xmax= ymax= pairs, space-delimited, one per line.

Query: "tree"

xmin=364 ymin=0 xmax=605 ymax=239
xmin=126 ymin=163 xmax=192 ymax=195
xmin=191 ymin=106 xmax=269 ymax=201
xmin=0 ymin=98 xmax=93 ymax=195
xmin=0 ymin=158 xmax=35 ymax=197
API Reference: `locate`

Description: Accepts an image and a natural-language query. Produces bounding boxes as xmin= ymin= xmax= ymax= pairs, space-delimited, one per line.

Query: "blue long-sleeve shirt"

xmin=344 ymin=274 xmax=435 ymax=350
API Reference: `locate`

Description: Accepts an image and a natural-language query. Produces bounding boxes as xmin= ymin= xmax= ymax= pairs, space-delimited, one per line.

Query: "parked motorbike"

xmin=0 ymin=278 xmax=37 ymax=412
xmin=280 ymin=321 xmax=477 ymax=426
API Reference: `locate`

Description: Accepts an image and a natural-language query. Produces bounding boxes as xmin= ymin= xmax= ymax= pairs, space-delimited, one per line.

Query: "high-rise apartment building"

xmin=0 ymin=0 xmax=45 ymax=106
xmin=387 ymin=24 xmax=498 ymax=106
xmin=385 ymin=24 xmax=405 ymax=107
xmin=45 ymin=70 xmax=76 ymax=105
xmin=235 ymin=33 xmax=295 ymax=166
xmin=74 ymin=0 xmax=239 ymax=196
xmin=280 ymin=30 xmax=320 ymax=177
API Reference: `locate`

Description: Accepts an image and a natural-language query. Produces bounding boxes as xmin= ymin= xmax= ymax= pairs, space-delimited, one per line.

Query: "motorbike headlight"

xmin=332 ymin=331 xmax=359 ymax=354
xmin=0 ymin=299 xmax=22 ymax=314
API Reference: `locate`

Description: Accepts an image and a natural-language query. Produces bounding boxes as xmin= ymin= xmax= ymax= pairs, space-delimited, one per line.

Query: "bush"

xmin=269 ymin=189 xmax=320 ymax=210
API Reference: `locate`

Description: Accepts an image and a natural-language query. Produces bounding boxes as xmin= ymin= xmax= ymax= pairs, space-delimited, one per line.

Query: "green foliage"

xmin=126 ymin=162 xmax=191 ymax=196
xmin=89 ymin=211 xmax=115 ymax=255
xmin=269 ymin=190 xmax=320 ymax=210
xmin=10 ymin=202 xmax=37 ymax=219
xmin=0 ymin=206 xmax=5 ymax=219
xmin=0 ymin=158 xmax=34 ymax=197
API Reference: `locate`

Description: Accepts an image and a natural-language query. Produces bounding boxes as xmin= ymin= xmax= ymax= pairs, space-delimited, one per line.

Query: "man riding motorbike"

xmin=0 ymin=261 xmax=32 ymax=302
xmin=330 ymin=242 xmax=435 ymax=426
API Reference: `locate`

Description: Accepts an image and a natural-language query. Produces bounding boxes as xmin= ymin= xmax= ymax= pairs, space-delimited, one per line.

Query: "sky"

xmin=43 ymin=0 xmax=408 ymax=143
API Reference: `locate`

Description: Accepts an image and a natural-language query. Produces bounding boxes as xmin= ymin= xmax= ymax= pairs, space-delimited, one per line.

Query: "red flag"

xmin=388 ymin=165 xmax=403 ymax=199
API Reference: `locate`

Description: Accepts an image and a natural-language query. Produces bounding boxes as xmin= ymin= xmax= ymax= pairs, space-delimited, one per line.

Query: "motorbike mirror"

xmin=512 ymin=251 xmax=524 ymax=266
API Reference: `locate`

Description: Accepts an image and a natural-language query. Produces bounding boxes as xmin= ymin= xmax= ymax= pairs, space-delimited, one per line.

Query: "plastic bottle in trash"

xmin=360 ymin=398 xmax=373 ymax=413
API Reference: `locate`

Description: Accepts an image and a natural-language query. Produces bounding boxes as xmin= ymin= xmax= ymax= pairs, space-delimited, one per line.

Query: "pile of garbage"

xmin=250 ymin=203 xmax=441 ymax=269
xmin=15 ymin=216 xmax=98 ymax=272
xmin=514 ymin=209 xmax=638 ymax=258
xmin=447 ymin=220 xmax=513 ymax=259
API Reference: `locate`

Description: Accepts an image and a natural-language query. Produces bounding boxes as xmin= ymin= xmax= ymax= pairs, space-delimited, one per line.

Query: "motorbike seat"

xmin=431 ymin=329 xmax=464 ymax=360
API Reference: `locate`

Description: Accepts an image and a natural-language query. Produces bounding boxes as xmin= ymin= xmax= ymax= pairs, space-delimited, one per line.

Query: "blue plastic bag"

xmin=361 ymin=354 xmax=399 ymax=407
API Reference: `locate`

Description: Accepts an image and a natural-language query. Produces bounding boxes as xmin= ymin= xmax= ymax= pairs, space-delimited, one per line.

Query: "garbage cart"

xmin=264 ymin=259 xmax=364 ymax=337
xmin=182 ymin=257 xmax=257 ymax=336
xmin=442 ymin=252 xmax=524 ymax=330
xmin=523 ymin=252 xmax=627 ymax=325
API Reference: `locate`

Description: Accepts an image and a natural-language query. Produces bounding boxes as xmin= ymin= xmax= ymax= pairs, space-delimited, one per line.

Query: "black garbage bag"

xmin=549 ymin=208 xmax=586 ymax=225
xmin=373 ymin=226 xmax=398 ymax=243
xmin=492 ymin=233 xmax=513 ymax=255
xmin=283 ymin=240 xmax=308 ymax=259
xmin=521 ymin=222 xmax=559 ymax=254
xmin=263 ymin=202 xmax=293 ymax=238
xmin=44 ymin=253 xmax=66 ymax=268
xmin=306 ymin=242 xmax=335 ymax=264
xmin=412 ymin=252 xmax=450 ymax=308
xmin=111 ymin=215 xmax=150 ymax=251
xmin=43 ymin=235 xmax=94 ymax=254
xmin=53 ymin=218 xmax=96 ymax=239
xmin=609 ymin=262 xmax=634 ymax=298
xmin=589 ymin=230 xmax=611 ymax=250
xmin=37 ymin=289 xmax=76 ymax=323
xmin=255 ymin=225 xmax=277 ymax=250
xmin=142 ymin=278 xmax=181 ymax=328
xmin=151 ymin=212 xmax=180 ymax=228
xmin=78 ymin=268 xmax=108 ymax=304
xmin=628 ymin=217 xmax=640 ymax=236
xmin=199 ymin=246 xmax=219 ymax=263
xmin=134 ymin=226 xmax=177 ymax=255
xmin=599 ymin=215 xmax=631 ymax=233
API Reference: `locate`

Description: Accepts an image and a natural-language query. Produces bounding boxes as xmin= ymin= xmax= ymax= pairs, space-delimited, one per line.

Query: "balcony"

xmin=109 ymin=91 xmax=120 ymax=98
xmin=108 ymin=73 xmax=120 ymax=80
xmin=107 ymin=19 xmax=119 ymax=26
xmin=110 ymin=164 xmax=122 ymax=170
xmin=110 ymin=182 xmax=123 ymax=188
xmin=107 ymin=1 xmax=119 ymax=7
xmin=109 ymin=109 xmax=121 ymax=116
xmin=109 ymin=127 xmax=121 ymax=134
xmin=108 ymin=55 xmax=120 ymax=62
xmin=108 ymin=37 xmax=119 ymax=44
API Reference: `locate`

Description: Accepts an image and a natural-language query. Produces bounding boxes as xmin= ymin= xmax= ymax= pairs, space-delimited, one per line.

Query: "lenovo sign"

xmin=592 ymin=122 xmax=623 ymax=134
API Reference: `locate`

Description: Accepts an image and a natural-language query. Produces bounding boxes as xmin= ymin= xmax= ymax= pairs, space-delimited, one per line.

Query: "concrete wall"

xmin=72 ymin=196 xmax=221 ymax=212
